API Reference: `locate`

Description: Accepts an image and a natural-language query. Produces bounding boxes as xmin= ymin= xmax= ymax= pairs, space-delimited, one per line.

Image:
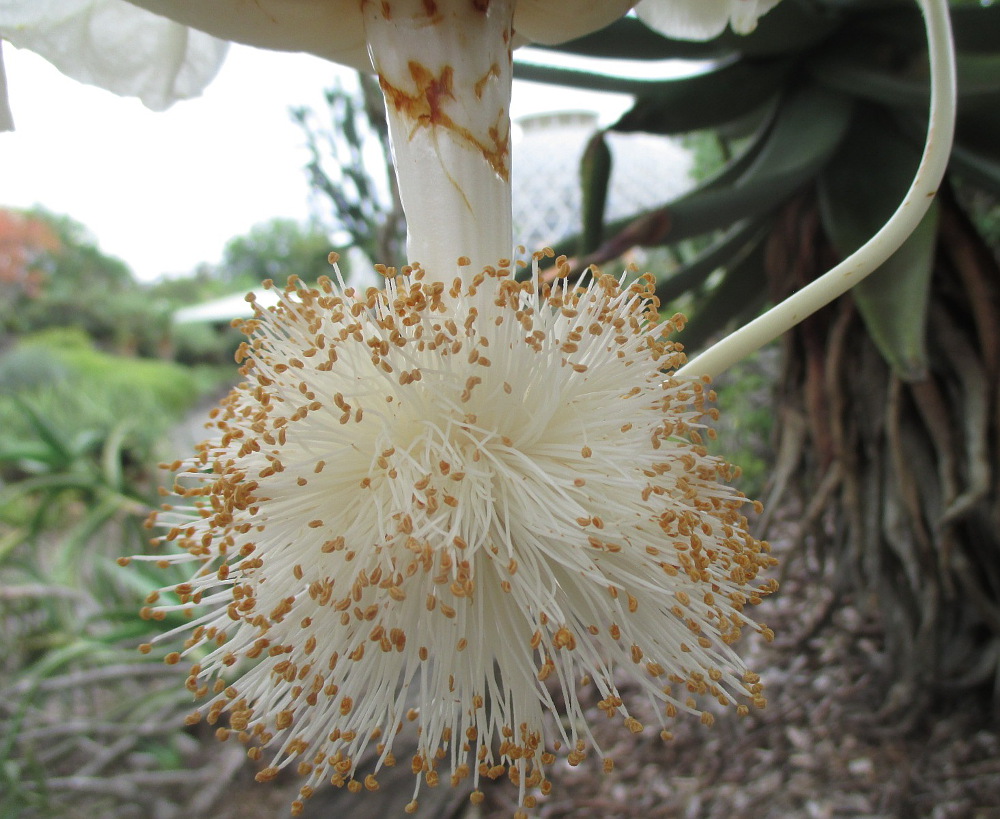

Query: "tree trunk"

xmin=764 ymin=186 xmax=1000 ymax=716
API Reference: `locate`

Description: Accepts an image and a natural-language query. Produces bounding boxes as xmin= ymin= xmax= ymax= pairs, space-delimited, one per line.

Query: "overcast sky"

xmin=1 ymin=43 xmax=636 ymax=283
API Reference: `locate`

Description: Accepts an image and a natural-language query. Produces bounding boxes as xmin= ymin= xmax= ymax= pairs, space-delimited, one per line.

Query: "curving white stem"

xmin=677 ymin=0 xmax=957 ymax=380
xmin=363 ymin=0 xmax=514 ymax=282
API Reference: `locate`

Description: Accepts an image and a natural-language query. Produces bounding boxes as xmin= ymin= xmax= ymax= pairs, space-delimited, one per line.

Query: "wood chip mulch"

xmin=211 ymin=536 xmax=1000 ymax=819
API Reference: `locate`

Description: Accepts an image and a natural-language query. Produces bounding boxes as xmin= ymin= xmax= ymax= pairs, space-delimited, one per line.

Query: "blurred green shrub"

xmin=0 ymin=331 xmax=202 ymax=464
xmin=0 ymin=341 xmax=72 ymax=391
xmin=170 ymin=321 xmax=244 ymax=367
xmin=707 ymin=348 xmax=777 ymax=500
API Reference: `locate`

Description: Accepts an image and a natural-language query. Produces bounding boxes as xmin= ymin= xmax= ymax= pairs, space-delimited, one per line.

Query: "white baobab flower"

xmin=0 ymin=0 xmax=229 ymax=127
xmin=132 ymin=255 xmax=777 ymax=817
xmin=97 ymin=0 xmax=785 ymax=814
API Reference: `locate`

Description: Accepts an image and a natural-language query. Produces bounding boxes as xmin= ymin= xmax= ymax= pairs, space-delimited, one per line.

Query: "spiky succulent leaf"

xmin=654 ymin=217 xmax=770 ymax=307
xmin=611 ymin=58 xmax=792 ymax=136
xmin=579 ymin=130 xmax=613 ymax=254
xmin=521 ymin=0 xmax=993 ymax=374
xmin=562 ymin=84 xmax=851 ymax=268
xmin=674 ymin=238 xmax=769 ymax=354
xmin=818 ymin=107 xmax=939 ymax=379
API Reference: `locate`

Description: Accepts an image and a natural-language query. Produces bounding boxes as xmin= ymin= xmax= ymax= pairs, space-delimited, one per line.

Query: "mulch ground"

xmin=206 ymin=532 xmax=1000 ymax=819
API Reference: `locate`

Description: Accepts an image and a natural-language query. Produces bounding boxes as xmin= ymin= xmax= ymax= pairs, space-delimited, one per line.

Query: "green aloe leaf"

xmin=548 ymin=84 xmax=851 ymax=271
xmin=7 ymin=397 xmax=72 ymax=468
xmin=579 ymin=130 xmax=612 ymax=255
xmin=18 ymin=639 xmax=109 ymax=686
xmin=722 ymin=0 xmax=844 ymax=57
xmin=629 ymin=84 xmax=852 ymax=244
xmin=655 ymin=218 xmax=770 ymax=306
xmin=538 ymin=109 xmax=776 ymax=266
xmin=811 ymin=39 xmax=1000 ymax=109
xmin=955 ymin=108 xmax=1000 ymax=161
xmin=513 ymin=61 xmax=671 ymax=96
xmin=101 ymin=421 xmax=134 ymax=494
xmin=611 ymin=59 xmax=792 ymax=136
xmin=857 ymin=204 xmax=938 ymax=380
xmin=54 ymin=494 xmax=130 ymax=583
xmin=0 ymin=472 xmax=107 ymax=505
xmin=540 ymin=17 xmax=730 ymax=61
xmin=818 ymin=107 xmax=936 ymax=379
xmin=0 ymin=527 xmax=25 ymax=563
xmin=949 ymin=142 xmax=1000 ymax=198
xmin=0 ymin=442 xmax=65 ymax=468
xmin=856 ymin=3 xmax=1000 ymax=55
xmin=675 ymin=239 xmax=769 ymax=355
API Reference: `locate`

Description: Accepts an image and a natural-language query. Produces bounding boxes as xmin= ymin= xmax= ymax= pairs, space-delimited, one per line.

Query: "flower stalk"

xmin=678 ymin=0 xmax=956 ymax=379
xmin=363 ymin=0 xmax=515 ymax=281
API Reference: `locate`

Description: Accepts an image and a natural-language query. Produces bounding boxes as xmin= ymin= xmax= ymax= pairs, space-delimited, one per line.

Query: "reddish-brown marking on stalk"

xmin=420 ymin=0 xmax=444 ymax=21
xmin=474 ymin=63 xmax=500 ymax=99
xmin=379 ymin=61 xmax=509 ymax=181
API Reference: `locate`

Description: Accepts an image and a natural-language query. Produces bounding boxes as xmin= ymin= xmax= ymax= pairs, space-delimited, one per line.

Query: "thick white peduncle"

xmin=363 ymin=0 xmax=515 ymax=282
xmin=677 ymin=0 xmax=957 ymax=380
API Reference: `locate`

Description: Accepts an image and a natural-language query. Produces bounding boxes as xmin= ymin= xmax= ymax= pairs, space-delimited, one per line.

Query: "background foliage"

xmin=0 ymin=206 xmax=268 ymax=816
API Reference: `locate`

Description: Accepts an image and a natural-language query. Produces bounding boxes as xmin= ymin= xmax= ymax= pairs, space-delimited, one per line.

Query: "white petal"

xmin=131 ymin=0 xmax=633 ymax=63
xmin=0 ymin=42 xmax=14 ymax=130
xmin=131 ymin=0 xmax=633 ymax=60
xmin=635 ymin=0 xmax=780 ymax=41
xmin=730 ymin=0 xmax=782 ymax=35
xmin=0 ymin=0 xmax=229 ymax=111
xmin=126 ymin=0 xmax=371 ymax=71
